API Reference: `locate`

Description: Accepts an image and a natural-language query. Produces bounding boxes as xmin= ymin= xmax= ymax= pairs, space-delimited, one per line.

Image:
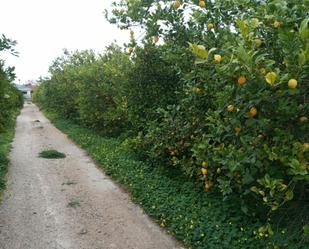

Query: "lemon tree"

xmin=34 ymin=1 xmax=309 ymax=247
xmin=0 ymin=35 xmax=23 ymax=131
xmin=107 ymin=0 xmax=309 ymax=237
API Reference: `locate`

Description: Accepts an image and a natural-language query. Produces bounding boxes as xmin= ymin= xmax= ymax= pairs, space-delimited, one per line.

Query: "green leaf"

xmin=271 ymin=203 xmax=279 ymax=211
xmin=285 ymin=190 xmax=294 ymax=201
xmin=303 ymin=224 xmax=309 ymax=234
xmin=208 ymin=47 xmax=217 ymax=55
xmin=298 ymin=43 xmax=309 ymax=65
xmin=242 ymin=171 xmax=254 ymax=184
xmin=289 ymin=159 xmax=307 ymax=176
xmin=188 ymin=42 xmax=209 ymax=59
xmin=241 ymin=204 xmax=249 ymax=214
xmin=299 ymin=18 xmax=309 ymax=42
xmin=195 ymin=58 xmax=208 ymax=64
xmin=250 ymin=186 xmax=259 ymax=194
xmin=236 ymin=19 xmax=249 ymax=39
xmin=236 ymin=45 xmax=251 ymax=66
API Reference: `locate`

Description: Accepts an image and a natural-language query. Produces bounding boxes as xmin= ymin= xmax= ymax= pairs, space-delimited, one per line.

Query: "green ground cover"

xmin=44 ymin=111 xmax=308 ymax=249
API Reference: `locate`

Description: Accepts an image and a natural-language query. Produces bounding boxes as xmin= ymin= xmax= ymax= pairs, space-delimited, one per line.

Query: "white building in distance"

xmin=15 ymin=84 xmax=34 ymax=99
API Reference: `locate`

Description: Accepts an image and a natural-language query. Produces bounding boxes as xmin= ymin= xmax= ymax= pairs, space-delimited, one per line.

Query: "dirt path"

xmin=0 ymin=103 xmax=182 ymax=249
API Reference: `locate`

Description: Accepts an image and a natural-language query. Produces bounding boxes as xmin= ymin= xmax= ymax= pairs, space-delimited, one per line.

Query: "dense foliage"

xmin=0 ymin=35 xmax=23 ymax=132
xmin=45 ymin=111 xmax=309 ymax=249
xmin=0 ymin=110 xmax=19 ymax=193
xmin=0 ymin=34 xmax=23 ymax=193
xmin=34 ymin=46 xmax=133 ymax=135
xmin=34 ymin=0 xmax=308 ymax=248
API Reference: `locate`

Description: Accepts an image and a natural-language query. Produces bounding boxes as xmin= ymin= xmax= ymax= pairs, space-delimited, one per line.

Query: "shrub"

xmin=34 ymin=45 xmax=132 ymax=136
xmin=0 ymin=35 xmax=23 ymax=131
xmin=123 ymin=44 xmax=185 ymax=131
xmin=34 ymin=0 xmax=309 ymax=245
xmin=0 ymin=34 xmax=23 ymax=193
xmin=109 ymin=0 xmax=309 ymax=237
xmin=77 ymin=44 xmax=132 ymax=134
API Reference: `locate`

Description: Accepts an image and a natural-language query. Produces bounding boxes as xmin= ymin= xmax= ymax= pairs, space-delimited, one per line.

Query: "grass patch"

xmin=67 ymin=199 xmax=80 ymax=208
xmin=39 ymin=149 xmax=66 ymax=159
xmin=0 ymin=110 xmax=20 ymax=197
xmin=43 ymin=111 xmax=309 ymax=249
xmin=62 ymin=180 xmax=77 ymax=186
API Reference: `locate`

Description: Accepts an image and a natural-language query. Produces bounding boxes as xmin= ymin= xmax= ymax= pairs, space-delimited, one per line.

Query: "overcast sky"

xmin=0 ymin=0 xmax=130 ymax=84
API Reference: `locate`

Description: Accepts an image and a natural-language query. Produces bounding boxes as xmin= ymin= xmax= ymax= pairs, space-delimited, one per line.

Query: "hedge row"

xmin=34 ymin=1 xmax=308 ymax=247
xmin=0 ymin=34 xmax=23 ymax=193
xmin=0 ymin=110 xmax=19 ymax=193
xmin=43 ymin=111 xmax=309 ymax=249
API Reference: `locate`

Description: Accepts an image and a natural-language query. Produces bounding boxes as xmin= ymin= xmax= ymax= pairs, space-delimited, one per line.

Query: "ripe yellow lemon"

xmin=205 ymin=183 xmax=210 ymax=191
xmin=201 ymin=168 xmax=208 ymax=176
xmin=288 ymin=79 xmax=297 ymax=89
xmin=204 ymin=185 xmax=209 ymax=191
xmin=214 ymin=54 xmax=223 ymax=63
xmin=194 ymin=87 xmax=201 ymax=94
xmin=173 ymin=1 xmax=181 ymax=9
xmin=248 ymin=107 xmax=257 ymax=118
xmin=274 ymin=20 xmax=281 ymax=28
xmin=234 ymin=127 xmax=241 ymax=135
xmin=207 ymin=23 xmax=214 ymax=30
xmin=299 ymin=116 xmax=308 ymax=123
xmin=205 ymin=181 xmax=213 ymax=191
xmin=265 ymin=72 xmax=277 ymax=85
xmin=255 ymin=39 xmax=262 ymax=47
xmin=199 ymin=1 xmax=206 ymax=8
xmin=153 ymin=36 xmax=159 ymax=43
xmin=238 ymin=76 xmax=247 ymax=86
xmin=227 ymin=105 xmax=234 ymax=112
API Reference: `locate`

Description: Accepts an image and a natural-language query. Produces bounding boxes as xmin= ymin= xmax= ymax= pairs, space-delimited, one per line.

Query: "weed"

xmin=0 ymin=110 xmax=20 ymax=195
xmin=62 ymin=181 xmax=77 ymax=186
xmin=67 ymin=199 xmax=80 ymax=208
xmin=39 ymin=149 xmax=66 ymax=159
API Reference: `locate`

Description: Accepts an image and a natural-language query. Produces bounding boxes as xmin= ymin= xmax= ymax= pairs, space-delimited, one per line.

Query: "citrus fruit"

xmin=199 ymin=1 xmax=206 ymax=8
xmin=173 ymin=1 xmax=181 ymax=9
xmin=214 ymin=54 xmax=222 ymax=63
xmin=248 ymin=107 xmax=257 ymax=118
xmin=238 ymin=76 xmax=247 ymax=86
xmin=227 ymin=105 xmax=234 ymax=112
xmin=288 ymin=79 xmax=297 ymax=89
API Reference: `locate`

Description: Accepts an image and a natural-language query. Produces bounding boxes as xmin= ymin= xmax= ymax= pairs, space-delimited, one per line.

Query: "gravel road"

xmin=0 ymin=103 xmax=181 ymax=249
